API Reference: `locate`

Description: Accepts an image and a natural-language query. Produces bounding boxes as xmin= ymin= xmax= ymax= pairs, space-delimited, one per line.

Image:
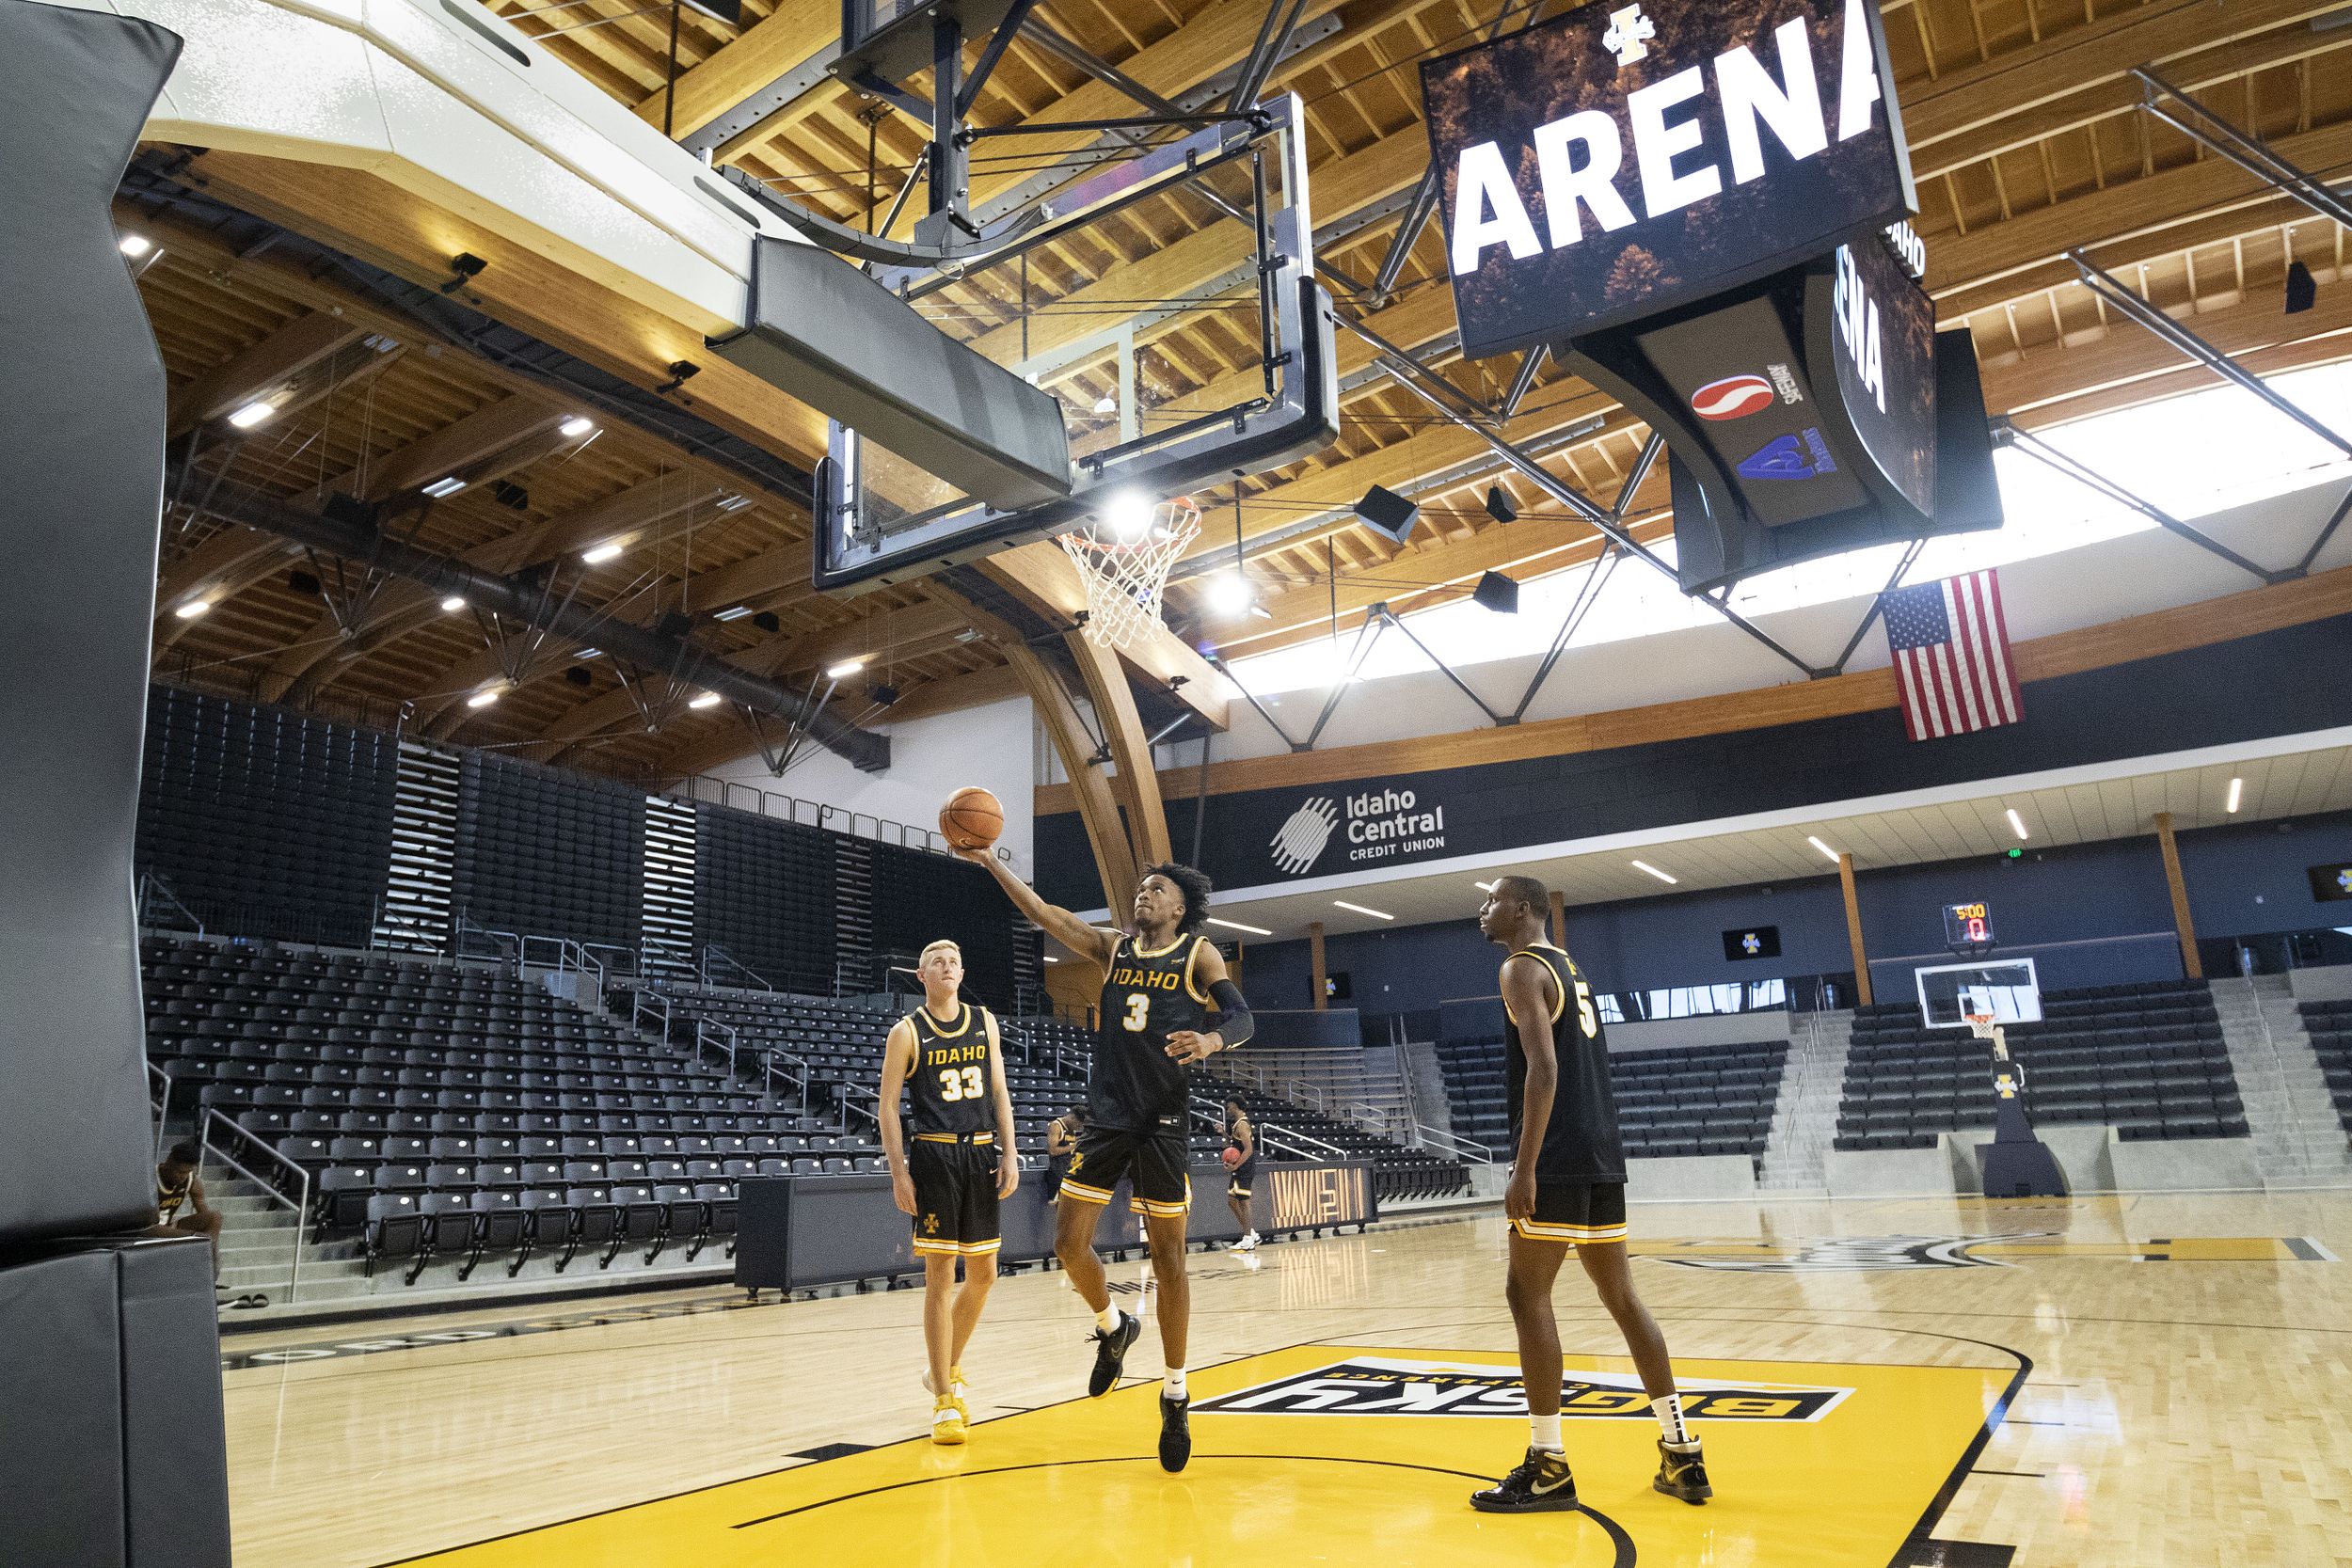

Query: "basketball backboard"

xmin=1914 ymin=957 xmax=2042 ymax=1029
xmin=737 ymin=91 xmax=1338 ymax=594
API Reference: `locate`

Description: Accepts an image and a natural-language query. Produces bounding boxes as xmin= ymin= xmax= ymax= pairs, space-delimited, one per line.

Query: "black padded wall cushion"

xmin=0 ymin=0 xmax=185 ymax=1242
xmin=0 ymin=1249 xmax=127 ymax=1568
xmin=119 ymin=1239 xmax=232 ymax=1567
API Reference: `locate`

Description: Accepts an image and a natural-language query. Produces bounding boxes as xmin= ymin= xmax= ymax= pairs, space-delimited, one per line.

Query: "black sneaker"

xmin=1086 ymin=1310 xmax=1141 ymax=1398
xmin=1470 ymin=1447 xmax=1578 ymax=1513
xmin=1158 ymin=1392 xmax=1191 ymax=1472
xmin=1653 ymin=1439 xmax=1712 ymax=1504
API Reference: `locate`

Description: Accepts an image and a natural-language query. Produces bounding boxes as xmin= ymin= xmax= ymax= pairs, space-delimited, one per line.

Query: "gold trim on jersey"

xmin=1057 ymin=1178 xmax=1116 ymax=1206
xmin=1508 ymin=949 xmax=1567 ymax=1022
xmin=1513 ymin=1216 xmax=1629 ymax=1244
xmin=1130 ymin=930 xmax=1191 ymax=959
xmin=914 ymin=1132 xmax=994 ymax=1145
xmin=912 ymin=1002 xmax=973 ymax=1038
xmin=1182 ymin=938 xmax=1212 ymax=1006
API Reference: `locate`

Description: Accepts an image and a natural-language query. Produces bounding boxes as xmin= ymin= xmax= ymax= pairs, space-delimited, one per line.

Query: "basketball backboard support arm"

xmin=795 ymin=91 xmax=1339 ymax=594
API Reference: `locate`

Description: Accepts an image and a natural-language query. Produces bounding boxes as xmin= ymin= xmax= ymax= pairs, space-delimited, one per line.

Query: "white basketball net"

xmin=1965 ymin=1012 xmax=1999 ymax=1040
xmin=1056 ymin=496 xmax=1201 ymax=652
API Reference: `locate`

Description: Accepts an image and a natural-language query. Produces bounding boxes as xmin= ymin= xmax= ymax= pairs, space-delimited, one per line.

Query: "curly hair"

xmin=1143 ymin=861 xmax=1214 ymax=938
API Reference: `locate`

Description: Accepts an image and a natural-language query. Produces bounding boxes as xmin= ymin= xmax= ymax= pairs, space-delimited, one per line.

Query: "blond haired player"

xmin=878 ymin=939 xmax=1020 ymax=1445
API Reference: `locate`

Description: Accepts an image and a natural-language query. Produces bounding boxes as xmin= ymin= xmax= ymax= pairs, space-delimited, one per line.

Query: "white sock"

xmin=1529 ymin=1412 xmax=1563 ymax=1452
xmin=1653 ymin=1393 xmax=1694 ymax=1449
xmin=1164 ymin=1366 xmax=1186 ymax=1400
xmin=1094 ymin=1305 xmax=1121 ymax=1334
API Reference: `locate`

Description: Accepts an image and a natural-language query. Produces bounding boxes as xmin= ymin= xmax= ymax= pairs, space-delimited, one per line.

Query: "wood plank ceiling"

xmin=135 ymin=0 xmax=2352 ymax=785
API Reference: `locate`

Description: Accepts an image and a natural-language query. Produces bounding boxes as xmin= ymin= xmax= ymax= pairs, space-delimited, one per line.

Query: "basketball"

xmin=940 ymin=786 xmax=1004 ymax=850
xmin=1222 ymin=1145 xmax=1244 ymax=1169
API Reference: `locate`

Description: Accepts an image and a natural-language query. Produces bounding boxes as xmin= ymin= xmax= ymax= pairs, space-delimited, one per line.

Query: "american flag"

xmin=1882 ymin=569 xmax=2022 ymax=741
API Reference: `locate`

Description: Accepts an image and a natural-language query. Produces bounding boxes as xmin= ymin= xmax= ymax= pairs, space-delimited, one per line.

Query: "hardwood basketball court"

xmin=218 ymin=1191 xmax=2351 ymax=1568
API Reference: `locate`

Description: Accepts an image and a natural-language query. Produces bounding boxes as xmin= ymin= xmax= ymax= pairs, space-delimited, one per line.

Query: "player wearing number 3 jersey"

xmin=880 ymin=940 xmax=1020 ymax=1447
xmin=954 ymin=846 xmax=1255 ymax=1473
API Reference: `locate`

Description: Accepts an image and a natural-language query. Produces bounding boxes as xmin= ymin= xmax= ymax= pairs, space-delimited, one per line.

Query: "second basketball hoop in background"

xmin=1057 ymin=494 xmax=1201 ymax=652
xmin=940 ymin=786 xmax=1004 ymax=851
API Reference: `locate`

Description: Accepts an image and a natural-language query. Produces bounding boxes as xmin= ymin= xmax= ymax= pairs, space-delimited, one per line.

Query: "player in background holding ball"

xmin=946 ymin=789 xmax=1254 ymax=1474
xmin=1222 ymin=1098 xmax=1260 ymax=1251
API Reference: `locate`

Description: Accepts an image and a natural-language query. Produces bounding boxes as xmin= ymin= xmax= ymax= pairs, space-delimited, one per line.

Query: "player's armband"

xmin=1207 ymin=979 xmax=1254 ymax=1051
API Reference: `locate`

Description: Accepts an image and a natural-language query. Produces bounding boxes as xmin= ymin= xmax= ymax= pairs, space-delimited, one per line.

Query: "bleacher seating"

xmin=2300 ymin=998 xmax=2352 ymax=1135
xmin=1433 ymin=1027 xmax=1788 ymax=1163
xmin=1202 ymin=1088 xmax=1469 ymax=1202
xmin=1836 ymin=980 xmax=2247 ymax=1150
xmin=143 ymin=933 xmax=882 ymax=1284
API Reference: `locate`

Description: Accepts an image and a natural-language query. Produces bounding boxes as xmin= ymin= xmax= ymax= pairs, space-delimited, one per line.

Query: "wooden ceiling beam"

xmin=631 ymin=0 xmax=834 ymax=140
xmin=164 ymin=309 xmax=370 ymax=438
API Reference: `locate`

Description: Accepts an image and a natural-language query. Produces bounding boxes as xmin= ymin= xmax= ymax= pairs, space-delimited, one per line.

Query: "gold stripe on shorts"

xmin=1057 ymin=1178 xmax=1114 ymax=1206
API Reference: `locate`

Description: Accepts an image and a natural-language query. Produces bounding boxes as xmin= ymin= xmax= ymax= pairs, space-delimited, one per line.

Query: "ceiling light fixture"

xmin=1473 ymin=879 xmax=1497 ymax=893
xmin=2005 ymin=809 xmax=2029 ymax=840
xmin=715 ymin=493 xmax=754 ymax=513
xmin=713 ymin=605 xmax=754 ymax=622
xmin=119 ymin=232 xmax=152 ymax=258
xmin=1041 ymin=955 xmax=1060 ymax=963
xmin=689 ymin=691 xmax=723 ymax=709
xmin=1806 ymin=835 xmax=1840 ymax=863
xmin=226 ymin=400 xmax=277 ymax=430
xmin=2226 ymin=776 xmax=2244 ymax=813
xmin=826 ymin=657 xmax=868 ymax=679
xmin=573 ymin=647 xmax=602 ymax=659
xmin=465 ymin=688 xmax=500 ymax=708
xmin=559 ymin=415 xmax=596 ymax=438
xmin=1333 ymin=899 xmax=1393 ymax=920
xmin=1206 ymin=916 xmax=1273 ymax=937
xmin=1091 ymin=396 xmax=1118 ymax=415
xmin=580 ymin=542 xmax=623 ymax=564
xmin=1207 ymin=571 xmax=1256 ymax=618
xmin=1101 ymin=490 xmax=1153 ymax=544
xmin=439 ymin=595 xmax=467 ymax=612
xmin=421 ymin=476 xmax=467 ymax=499
xmin=173 ymin=599 xmax=211 ymax=620
xmin=1630 ymin=860 xmax=1678 ymax=884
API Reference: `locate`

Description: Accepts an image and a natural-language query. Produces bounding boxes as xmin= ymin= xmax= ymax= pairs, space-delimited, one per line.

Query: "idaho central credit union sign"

xmin=1268 ymin=787 xmax=1447 ymax=877
xmin=1421 ymin=0 xmax=1915 ymax=357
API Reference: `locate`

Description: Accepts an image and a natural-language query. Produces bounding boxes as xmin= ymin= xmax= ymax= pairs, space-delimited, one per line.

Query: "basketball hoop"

xmin=1964 ymin=1012 xmax=1999 ymax=1040
xmin=1056 ymin=495 xmax=1201 ymax=652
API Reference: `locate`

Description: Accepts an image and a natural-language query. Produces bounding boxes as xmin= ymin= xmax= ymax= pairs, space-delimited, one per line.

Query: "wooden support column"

xmin=1838 ymin=852 xmax=1874 ymax=1007
xmin=1309 ymin=922 xmax=1327 ymax=1011
xmin=1065 ymin=631 xmax=1173 ymax=869
xmin=1549 ymin=890 xmax=1566 ymax=947
xmin=2153 ymin=812 xmax=2205 ymax=980
xmin=1004 ymin=643 xmax=1137 ymax=915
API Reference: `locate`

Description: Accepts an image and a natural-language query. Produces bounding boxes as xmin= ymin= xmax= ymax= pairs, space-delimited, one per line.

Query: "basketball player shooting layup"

xmin=1471 ymin=876 xmax=1712 ymax=1513
xmin=877 ymin=940 xmax=1020 ymax=1446
xmin=956 ymin=845 xmax=1254 ymax=1473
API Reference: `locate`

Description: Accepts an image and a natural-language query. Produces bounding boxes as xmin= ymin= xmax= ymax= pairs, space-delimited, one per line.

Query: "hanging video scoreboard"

xmin=1420 ymin=0 xmax=2003 ymax=595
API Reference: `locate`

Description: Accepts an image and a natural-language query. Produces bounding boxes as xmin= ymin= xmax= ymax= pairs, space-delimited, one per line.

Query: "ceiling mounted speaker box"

xmin=2286 ymin=260 xmax=2317 ymax=314
xmin=1353 ymin=484 xmax=1420 ymax=545
xmin=1471 ymin=571 xmax=1519 ymax=613
xmin=1483 ymin=485 xmax=1517 ymax=524
xmin=656 ymin=610 xmax=693 ymax=640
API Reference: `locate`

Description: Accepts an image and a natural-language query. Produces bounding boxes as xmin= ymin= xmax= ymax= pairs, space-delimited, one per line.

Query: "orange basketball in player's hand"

xmin=1222 ymin=1146 xmax=1244 ymax=1169
xmin=941 ymin=786 xmax=1004 ymax=850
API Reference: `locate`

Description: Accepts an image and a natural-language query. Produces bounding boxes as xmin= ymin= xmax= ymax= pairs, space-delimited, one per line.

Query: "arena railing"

xmin=136 ymin=869 xmax=205 ymax=937
xmin=1411 ymin=1123 xmax=1493 ymax=1164
xmin=200 ymin=1107 xmax=310 ymax=1306
xmin=699 ymin=943 xmax=774 ymax=992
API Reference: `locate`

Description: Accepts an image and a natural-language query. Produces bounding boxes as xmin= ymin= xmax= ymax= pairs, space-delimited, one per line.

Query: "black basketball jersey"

xmin=157 ymin=1166 xmax=190 ymax=1223
xmin=1091 ymin=932 xmax=1213 ymax=1131
xmin=1503 ymin=944 xmax=1626 ymax=1181
xmin=902 ymin=1002 xmax=994 ymax=1135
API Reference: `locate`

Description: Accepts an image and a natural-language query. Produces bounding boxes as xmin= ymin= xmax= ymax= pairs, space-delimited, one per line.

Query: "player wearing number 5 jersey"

xmin=879 ymin=940 xmax=1020 ymax=1447
xmin=954 ymin=847 xmax=1255 ymax=1474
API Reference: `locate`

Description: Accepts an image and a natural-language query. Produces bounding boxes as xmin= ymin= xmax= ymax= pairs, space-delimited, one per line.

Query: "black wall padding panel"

xmin=0 ymin=1240 xmax=230 ymax=1568
xmin=693 ymin=804 xmax=839 ymax=991
xmin=454 ymin=752 xmax=646 ymax=950
xmin=869 ymin=843 xmax=1022 ymax=1007
xmin=136 ymin=685 xmax=400 ymax=946
xmin=0 ymin=0 xmax=184 ymax=1243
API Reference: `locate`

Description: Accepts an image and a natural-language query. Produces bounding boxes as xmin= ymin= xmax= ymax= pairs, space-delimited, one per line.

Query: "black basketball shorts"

xmin=909 ymin=1136 xmax=1002 ymax=1257
xmin=1227 ymin=1161 xmax=1255 ymax=1199
xmin=1512 ymin=1180 xmax=1629 ymax=1245
xmin=1060 ymin=1124 xmax=1191 ymax=1217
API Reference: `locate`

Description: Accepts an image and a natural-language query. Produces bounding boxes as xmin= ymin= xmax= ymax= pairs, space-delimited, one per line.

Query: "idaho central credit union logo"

xmin=1269 ymin=788 xmax=1448 ymax=877
xmin=1690 ymin=373 xmax=1773 ymax=421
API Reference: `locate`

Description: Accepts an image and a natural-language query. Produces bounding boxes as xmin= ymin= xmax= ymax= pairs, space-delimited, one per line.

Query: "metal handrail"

xmin=700 ymin=943 xmax=774 ymax=992
xmin=146 ymin=1060 xmax=174 ymax=1162
xmin=1412 ymin=1122 xmax=1492 ymax=1163
xmin=1258 ymin=1120 xmax=1348 ymax=1162
xmin=137 ymin=870 xmax=205 ymax=937
xmin=199 ymin=1107 xmax=310 ymax=1306
xmin=631 ymin=989 xmax=673 ymax=1040
xmin=454 ymin=913 xmax=520 ymax=968
xmin=697 ymin=1017 xmax=741 ymax=1080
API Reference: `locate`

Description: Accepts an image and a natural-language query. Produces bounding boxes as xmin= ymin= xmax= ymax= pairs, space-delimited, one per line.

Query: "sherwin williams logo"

xmin=1738 ymin=427 xmax=1838 ymax=480
xmin=1690 ymin=373 xmax=1773 ymax=420
xmin=1269 ymin=797 xmax=1340 ymax=875
xmin=1198 ymin=1356 xmax=1851 ymax=1421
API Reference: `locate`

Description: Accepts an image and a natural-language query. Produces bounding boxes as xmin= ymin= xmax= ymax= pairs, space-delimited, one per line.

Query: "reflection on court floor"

xmin=393 ymin=1345 xmax=2019 ymax=1567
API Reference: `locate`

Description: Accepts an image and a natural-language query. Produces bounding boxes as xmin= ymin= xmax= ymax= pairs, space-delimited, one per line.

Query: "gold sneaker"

xmin=931 ymin=1397 xmax=968 ymax=1446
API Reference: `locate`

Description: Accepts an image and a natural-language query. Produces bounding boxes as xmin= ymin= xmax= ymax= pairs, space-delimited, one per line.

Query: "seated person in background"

xmin=152 ymin=1141 xmax=264 ymax=1307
